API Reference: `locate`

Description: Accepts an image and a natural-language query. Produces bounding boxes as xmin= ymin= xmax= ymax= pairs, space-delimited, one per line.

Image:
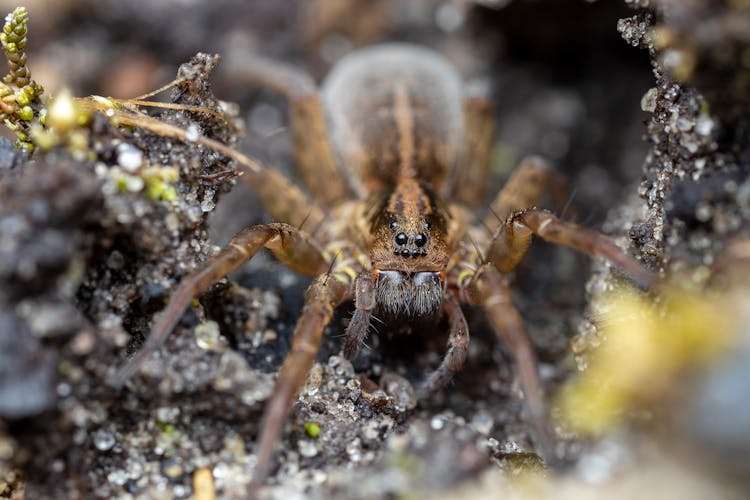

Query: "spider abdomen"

xmin=322 ymin=43 xmax=464 ymax=193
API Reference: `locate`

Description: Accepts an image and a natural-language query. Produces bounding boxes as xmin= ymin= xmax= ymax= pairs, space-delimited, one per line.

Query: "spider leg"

xmin=463 ymin=264 xmax=555 ymax=461
xmin=222 ymin=54 xmax=354 ymax=206
xmin=418 ymin=291 xmax=469 ymax=398
xmin=488 ymin=208 xmax=654 ymax=288
xmin=448 ymin=80 xmax=495 ymax=206
xmin=482 ymin=155 xmax=568 ymax=235
xmin=111 ymin=223 xmax=330 ymax=386
xmin=239 ymin=164 xmax=327 ymax=232
xmin=343 ymin=272 xmax=376 ymax=360
xmin=250 ymin=273 xmax=350 ymax=493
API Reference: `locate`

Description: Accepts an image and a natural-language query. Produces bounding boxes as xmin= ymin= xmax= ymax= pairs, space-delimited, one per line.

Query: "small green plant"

xmin=0 ymin=7 xmax=91 ymax=155
xmin=303 ymin=421 xmax=321 ymax=438
xmin=0 ymin=6 xmax=44 ymax=151
xmin=0 ymin=6 xmax=241 ymax=207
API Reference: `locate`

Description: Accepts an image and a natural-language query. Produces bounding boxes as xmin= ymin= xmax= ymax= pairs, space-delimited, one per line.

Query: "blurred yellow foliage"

xmin=559 ymin=285 xmax=737 ymax=434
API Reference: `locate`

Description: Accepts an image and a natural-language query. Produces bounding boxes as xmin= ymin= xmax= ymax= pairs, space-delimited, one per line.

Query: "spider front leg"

xmin=482 ymin=156 xmax=568 ymax=235
xmin=488 ymin=208 xmax=654 ymax=288
xmin=418 ymin=292 xmax=469 ymax=398
xmin=250 ymin=273 xmax=350 ymax=493
xmin=463 ymin=264 xmax=554 ymax=460
xmin=111 ymin=222 xmax=330 ymax=386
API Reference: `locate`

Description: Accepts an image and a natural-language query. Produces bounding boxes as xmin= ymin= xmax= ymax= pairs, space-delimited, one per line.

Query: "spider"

xmin=112 ymin=43 xmax=653 ymax=489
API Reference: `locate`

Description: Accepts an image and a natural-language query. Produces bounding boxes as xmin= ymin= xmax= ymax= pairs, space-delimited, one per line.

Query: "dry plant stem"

xmin=105 ymin=76 xmax=233 ymax=129
xmin=249 ymin=273 xmax=350 ymax=495
xmin=131 ymin=77 xmax=185 ymax=100
xmin=109 ymin=97 xmax=239 ymax=134
xmin=79 ymin=98 xmax=327 ymax=230
xmin=111 ymin=223 xmax=329 ymax=386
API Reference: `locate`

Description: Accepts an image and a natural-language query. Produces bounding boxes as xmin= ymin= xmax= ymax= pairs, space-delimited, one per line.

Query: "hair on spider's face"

xmin=374 ymin=269 xmax=445 ymax=319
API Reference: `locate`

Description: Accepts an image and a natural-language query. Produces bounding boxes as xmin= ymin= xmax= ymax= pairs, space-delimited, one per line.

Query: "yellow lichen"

xmin=559 ymin=284 xmax=736 ymax=434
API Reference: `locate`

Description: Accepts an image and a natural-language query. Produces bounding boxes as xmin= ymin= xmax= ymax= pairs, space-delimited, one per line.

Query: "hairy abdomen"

xmin=322 ymin=44 xmax=463 ymax=193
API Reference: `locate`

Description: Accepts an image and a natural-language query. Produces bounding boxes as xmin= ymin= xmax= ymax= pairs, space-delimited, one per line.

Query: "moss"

xmin=560 ymin=284 xmax=736 ymax=434
xmin=142 ymin=166 xmax=180 ymax=201
xmin=156 ymin=420 xmax=175 ymax=436
xmin=0 ymin=7 xmax=44 ymax=151
xmin=303 ymin=422 xmax=321 ymax=438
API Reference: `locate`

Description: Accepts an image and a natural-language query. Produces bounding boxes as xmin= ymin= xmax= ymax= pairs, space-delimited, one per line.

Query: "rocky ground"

xmin=1 ymin=0 xmax=749 ymax=499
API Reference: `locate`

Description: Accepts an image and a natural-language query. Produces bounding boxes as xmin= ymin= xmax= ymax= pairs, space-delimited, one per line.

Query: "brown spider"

xmin=112 ymin=43 xmax=653 ymax=489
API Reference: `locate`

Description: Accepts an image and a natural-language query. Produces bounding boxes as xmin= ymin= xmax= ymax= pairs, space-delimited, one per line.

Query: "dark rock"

xmin=0 ymin=311 xmax=57 ymax=418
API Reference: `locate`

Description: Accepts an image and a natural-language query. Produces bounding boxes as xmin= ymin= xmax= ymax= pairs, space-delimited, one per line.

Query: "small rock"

xmin=380 ymin=372 xmax=417 ymax=411
xmin=298 ymin=440 xmax=318 ymax=458
xmin=93 ymin=430 xmax=116 ymax=451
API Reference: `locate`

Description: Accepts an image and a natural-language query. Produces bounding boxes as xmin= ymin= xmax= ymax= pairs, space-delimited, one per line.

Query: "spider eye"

xmin=395 ymin=232 xmax=408 ymax=245
xmin=415 ymin=233 xmax=428 ymax=247
xmin=390 ymin=221 xmax=399 ymax=230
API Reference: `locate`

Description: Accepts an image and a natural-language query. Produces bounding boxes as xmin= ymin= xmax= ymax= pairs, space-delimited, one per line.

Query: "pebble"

xmin=641 ymin=87 xmax=659 ymax=112
xmin=363 ymin=421 xmax=380 ymax=441
xmin=117 ymin=143 xmax=143 ymax=171
xmin=93 ymin=429 xmax=116 ymax=451
xmin=186 ymin=124 xmax=200 ymax=142
xmin=162 ymin=458 xmax=183 ymax=478
xmin=156 ymin=406 xmax=180 ymax=423
xmin=430 ymin=415 xmax=445 ymax=430
xmin=107 ymin=469 xmax=129 ymax=486
xmin=695 ymin=115 xmax=715 ymax=136
xmin=298 ymin=440 xmax=319 ymax=458
xmin=470 ymin=410 xmax=494 ymax=436
xmin=346 ymin=438 xmax=362 ymax=462
xmin=195 ymin=321 xmax=220 ymax=350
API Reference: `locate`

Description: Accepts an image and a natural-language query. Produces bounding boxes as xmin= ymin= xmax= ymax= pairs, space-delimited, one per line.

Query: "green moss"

xmin=115 ymin=174 xmax=130 ymax=192
xmin=143 ymin=166 xmax=180 ymax=201
xmin=155 ymin=420 xmax=175 ymax=436
xmin=15 ymin=90 xmax=30 ymax=106
xmin=303 ymin=421 xmax=321 ymax=438
xmin=161 ymin=185 xmax=177 ymax=201
xmin=0 ymin=7 xmax=46 ymax=151
xmin=18 ymin=104 xmax=31 ymax=120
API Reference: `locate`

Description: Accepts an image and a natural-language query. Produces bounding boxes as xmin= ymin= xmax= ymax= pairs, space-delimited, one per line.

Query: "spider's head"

xmin=366 ymin=179 xmax=451 ymax=318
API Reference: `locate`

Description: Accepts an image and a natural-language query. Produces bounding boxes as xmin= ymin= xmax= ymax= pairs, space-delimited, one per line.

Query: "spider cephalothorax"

xmin=365 ymin=178 xmax=451 ymax=318
xmin=112 ymin=43 xmax=654 ymax=493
